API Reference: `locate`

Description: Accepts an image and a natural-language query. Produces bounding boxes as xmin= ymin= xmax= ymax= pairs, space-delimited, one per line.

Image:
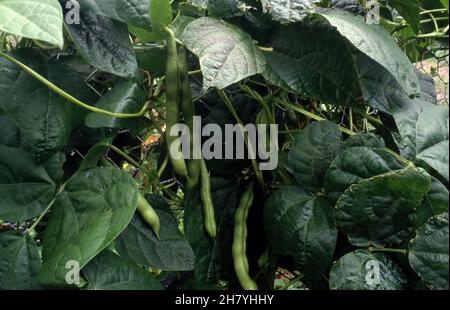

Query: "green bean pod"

xmin=137 ymin=194 xmax=161 ymax=239
xmin=178 ymin=46 xmax=201 ymax=190
xmin=232 ymin=183 xmax=258 ymax=290
xmin=200 ymin=159 xmax=217 ymax=239
xmin=164 ymin=27 xmax=188 ymax=178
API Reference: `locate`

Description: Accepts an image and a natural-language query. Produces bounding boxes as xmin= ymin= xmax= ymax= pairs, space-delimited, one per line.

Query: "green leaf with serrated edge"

xmin=317 ymin=10 xmax=420 ymax=97
xmin=0 ymin=0 xmax=63 ymax=47
xmin=329 ymin=250 xmax=407 ymax=290
xmin=62 ymin=2 xmax=137 ymax=78
xmin=335 ymin=168 xmax=431 ymax=247
xmin=85 ymin=81 xmax=147 ymax=132
xmin=0 ymin=146 xmax=55 ymax=222
xmin=264 ymin=186 xmax=337 ymax=281
xmin=83 ymin=250 xmax=164 ymax=290
xmin=263 ymin=21 xmax=360 ymax=105
xmin=409 ymin=213 xmax=449 ymax=290
xmin=0 ymin=232 xmax=42 ymax=290
xmin=325 ymin=147 xmax=405 ymax=204
xmin=115 ymin=194 xmax=195 ymax=272
xmin=38 ymin=167 xmax=139 ymax=286
xmin=181 ymin=17 xmax=266 ymax=92
xmin=260 ymin=0 xmax=318 ymax=24
xmin=287 ymin=121 xmax=343 ymax=188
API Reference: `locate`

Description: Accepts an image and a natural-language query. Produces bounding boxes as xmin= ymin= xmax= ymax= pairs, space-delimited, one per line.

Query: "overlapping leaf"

xmin=335 ymin=168 xmax=431 ymax=247
xmin=181 ymin=17 xmax=266 ymax=91
xmin=39 ymin=167 xmax=139 ymax=286
xmin=0 ymin=0 xmax=64 ymax=47
xmin=264 ymin=186 xmax=337 ymax=280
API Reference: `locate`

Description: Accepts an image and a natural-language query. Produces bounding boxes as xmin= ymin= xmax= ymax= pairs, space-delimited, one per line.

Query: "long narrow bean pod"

xmin=164 ymin=27 xmax=188 ymax=178
xmin=178 ymin=46 xmax=201 ymax=191
xmin=136 ymin=194 xmax=161 ymax=239
xmin=232 ymin=183 xmax=258 ymax=290
xmin=200 ymin=159 xmax=217 ymax=239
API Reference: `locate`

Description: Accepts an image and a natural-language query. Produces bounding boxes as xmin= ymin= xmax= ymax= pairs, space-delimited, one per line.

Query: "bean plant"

xmin=0 ymin=0 xmax=448 ymax=290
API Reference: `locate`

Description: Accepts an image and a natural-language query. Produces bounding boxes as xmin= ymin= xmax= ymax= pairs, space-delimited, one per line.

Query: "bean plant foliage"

xmin=0 ymin=0 xmax=448 ymax=290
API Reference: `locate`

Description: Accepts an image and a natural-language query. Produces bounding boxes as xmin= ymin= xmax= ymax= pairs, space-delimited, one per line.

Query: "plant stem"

xmin=27 ymin=184 xmax=66 ymax=235
xmin=110 ymin=145 xmax=147 ymax=172
xmin=276 ymin=99 xmax=356 ymax=136
xmin=278 ymin=273 xmax=304 ymax=290
xmin=0 ymin=51 xmax=149 ymax=118
xmin=368 ymin=247 xmax=408 ymax=255
xmin=276 ymin=99 xmax=415 ymax=167
xmin=218 ymin=90 xmax=265 ymax=189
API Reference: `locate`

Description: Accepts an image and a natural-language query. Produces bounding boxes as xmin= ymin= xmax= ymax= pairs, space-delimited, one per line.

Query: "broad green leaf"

xmin=356 ymin=53 xmax=449 ymax=182
xmin=39 ymin=167 xmax=139 ymax=286
xmin=172 ymin=14 xmax=195 ymax=37
xmin=0 ymin=146 xmax=55 ymax=222
xmin=184 ymin=178 xmax=240 ymax=284
xmin=409 ymin=213 xmax=449 ymax=290
xmin=287 ymin=121 xmax=343 ymax=188
xmin=395 ymin=100 xmax=449 ymax=182
xmin=115 ymin=194 xmax=195 ymax=272
xmin=355 ymin=54 xmax=431 ymax=113
xmin=264 ymin=186 xmax=337 ymax=281
xmin=150 ymin=0 xmax=173 ymax=40
xmin=317 ymin=10 xmax=420 ymax=96
xmin=260 ymin=0 xmax=317 ymax=24
xmin=441 ymin=0 xmax=449 ymax=10
xmin=329 ymin=250 xmax=407 ymax=290
xmin=181 ymin=17 xmax=266 ymax=92
xmin=77 ymin=0 xmax=152 ymax=30
xmin=389 ymin=0 xmax=420 ymax=33
xmin=344 ymin=132 xmax=385 ymax=149
xmin=0 ymin=0 xmax=64 ymax=47
xmin=43 ymin=152 xmax=66 ymax=186
xmin=416 ymin=177 xmax=449 ymax=228
xmin=78 ymin=137 xmax=113 ymax=171
xmin=0 ymin=115 xmax=20 ymax=147
xmin=416 ymin=69 xmax=437 ymax=104
xmin=135 ymin=45 xmax=167 ymax=75
xmin=324 ymin=147 xmax=405 ymax=203
xmin=85 ymin=81 xmax=147 ymax=131
xmin=62 ymin=4 xmax=138 ymax=78
xmin=207 ymin=0 xmax=248 ymax=18
xmin=0 ymin=49 xmax=95 ymax=162
xmin=263 ymin=21 xmax=360 ymax=105
xmin=0 ymin=232 xmax=42 ymax=290
xmin=335 ymin=168 xmax=431 ymax=247
xmin=83 ymin=250 xmax=164 ymax=290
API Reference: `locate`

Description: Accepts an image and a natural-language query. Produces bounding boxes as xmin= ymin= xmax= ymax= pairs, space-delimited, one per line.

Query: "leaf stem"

xmin=109 ymin=145 xmax=147 ymax=172
xmin=0 ymin=51 xmax=149 ymax=118
xmin=218 ymin=90 xmax=265 ymax=189
xmin=27 ymin=184 xmax=66 ymax=235
xmin=368 ymin=247 xmax=408 ymax=255
xmin=276 ymin=99 xmax=356 ymax=136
